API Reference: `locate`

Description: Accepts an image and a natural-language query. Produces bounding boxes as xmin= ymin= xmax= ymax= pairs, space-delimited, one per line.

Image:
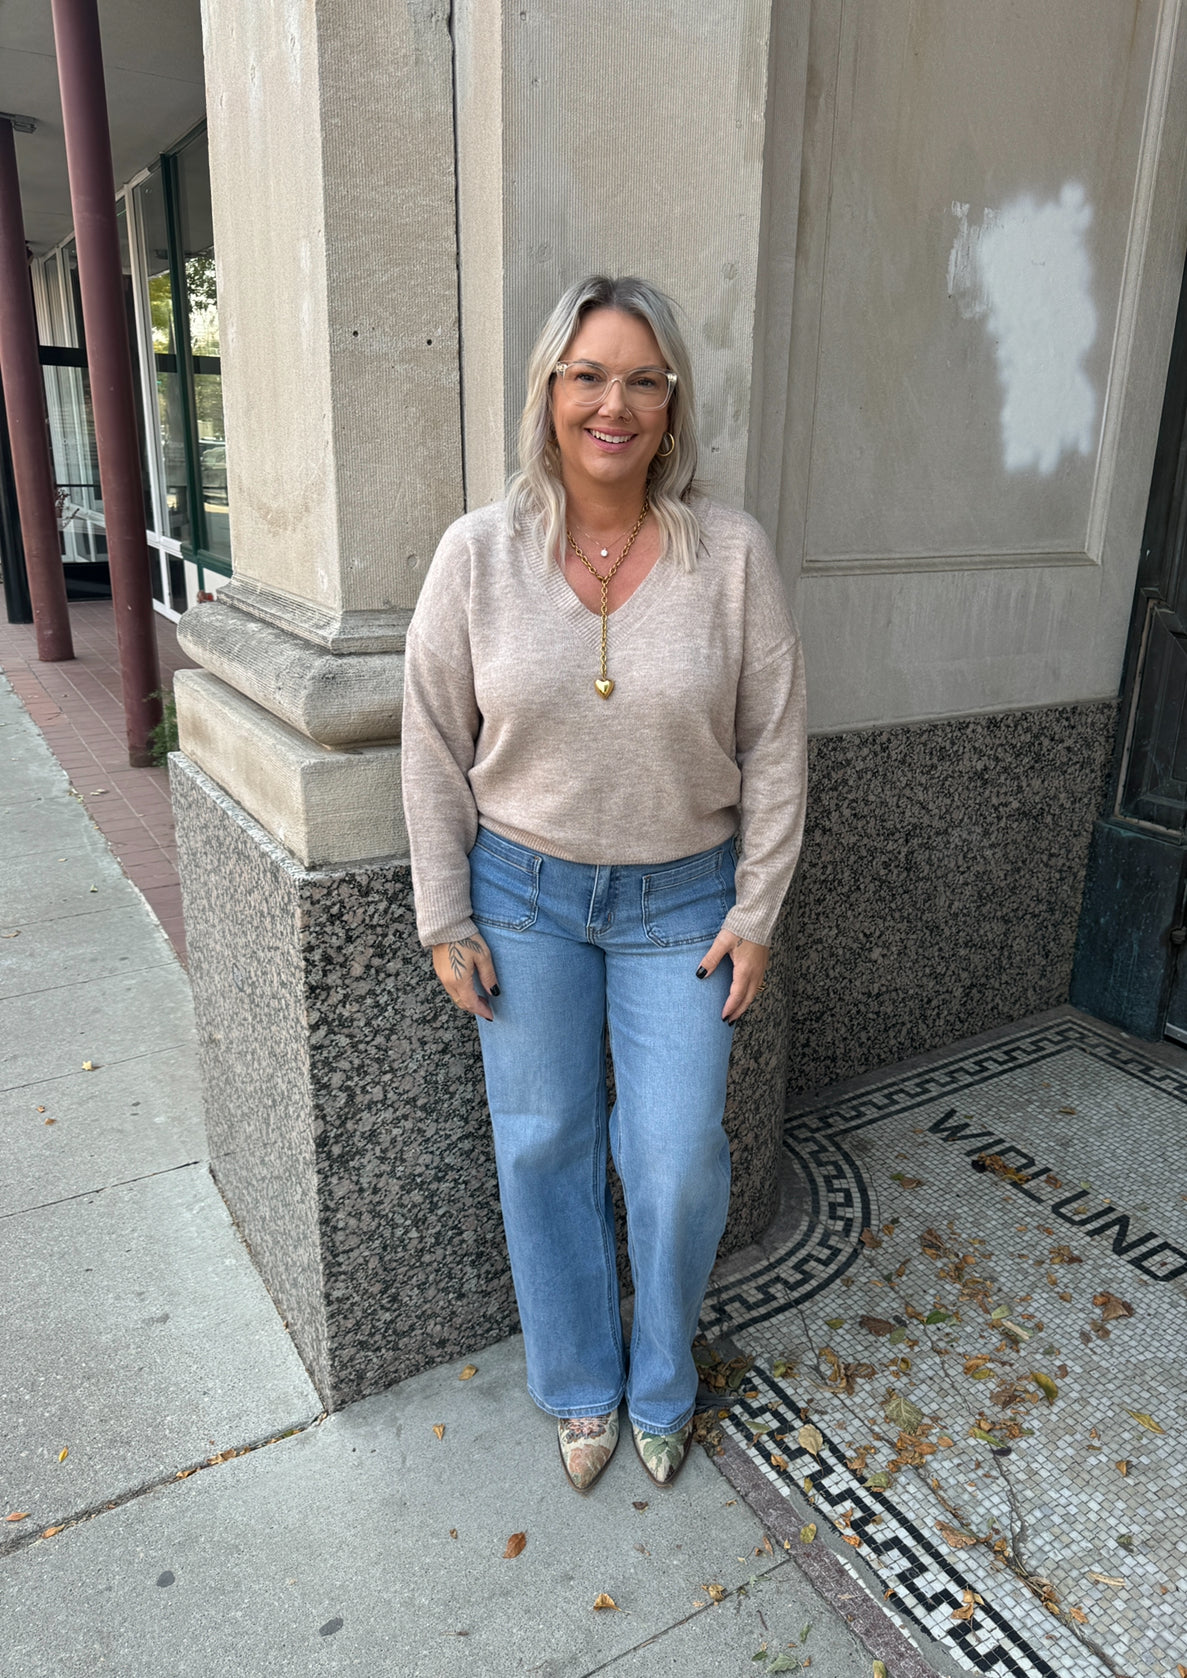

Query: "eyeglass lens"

xmin=559 ymin=364 xmax=672 ymax=410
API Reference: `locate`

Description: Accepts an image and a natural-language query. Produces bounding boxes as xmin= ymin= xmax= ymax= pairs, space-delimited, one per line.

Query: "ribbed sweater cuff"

xmin=723 ymin=891 xmax=785 ymax=949
xmin=416 ymin=879 xmax=478 ymax=949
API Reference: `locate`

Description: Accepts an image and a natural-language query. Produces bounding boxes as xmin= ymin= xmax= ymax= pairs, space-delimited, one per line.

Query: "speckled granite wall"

xmin=784 ymin=701 xmax=1117 ymax=1097
xmin=171 ymin=754 xmax=790 ymax=1409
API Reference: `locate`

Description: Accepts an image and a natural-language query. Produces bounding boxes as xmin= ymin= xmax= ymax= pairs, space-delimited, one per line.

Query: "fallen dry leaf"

xmin=798 ymin=1424 xmax=824 ymax=1457
xmin=873 ymin=1664 xmax=888 ymax=1678
xmin=592 ymin=1593 xmax=618 ymax=1611
xmin=1032 ymin=1372 xmax=1059 ymax=1405
xmin=1126 ymin=1410 xmax=1164 ymax=1434
xmin=632 ymin=1501 xmax=648 ymax=1511
xmin=859 ymin=1315 xmax=896 ymax=1337
xmin=449 ymin=1528 xmax=458 ymax=1539
xmin=859 ymin=1228 xmax=882 ymax=1249
xmin=81 ymin=1062 xmax=96 ymax=1073
xmin=841 ymin=1533 xmax=862 ymax=1548
xmin=937 ymin=1522 xmax=979 ymax=1550
xmin=459 ymin=1364 xmax=478 ymax=1380
xmin=770 ymin=1454 xmax=789 ymax=1471
xmin=1049 ymin=1245 xmax=1082 ymax=1265
xmin=1094 ymin=1292 xmax=1134 ymax=1321
xmin=1088 ymin=1571 xmax=1126 ymax=1587
xmin=800 ymin=1522 xmax=817 ymax=1543
xmin=705 ymin=1582 xmax=727 ymax=1604
xmin=1115 ymin=1460 xmax=1129 ymax=1476
xmin=1068 ymin=1605 xmax=1088 ymax=1624
xmin=883 ymin=1390 xmax=923 ymax=1432
xmin=57 ymin=1448 xmax=68 ymax=1463
xmin=432 ymin=1424 xmax=445 ymax=1441
xmin=42 ymin=1524 xmax=65 ymax=1537
xmin=0 ymin=929 xmax=19 ymax=938
xmin=4 ymin=1512 xmax=30 ymax=1523
xmin=503 ymin=1531 xmax=527 ymax=1559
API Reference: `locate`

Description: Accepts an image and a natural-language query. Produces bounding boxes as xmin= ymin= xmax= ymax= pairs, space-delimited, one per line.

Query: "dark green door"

xmin=1071 ymin=249 xmax=1187 ymax=1040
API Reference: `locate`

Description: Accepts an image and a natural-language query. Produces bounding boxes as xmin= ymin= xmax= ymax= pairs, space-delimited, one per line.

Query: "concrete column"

xmin=51 ymin=0 xmax=161 ymax=760
xmin=0 ymin=120 xmax=73 ymax=662
xmin=174 ymin=0 xmax=471 ymax=1409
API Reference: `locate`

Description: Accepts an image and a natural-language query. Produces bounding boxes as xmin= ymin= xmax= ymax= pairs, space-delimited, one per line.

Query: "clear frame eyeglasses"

xmin=553 ymin=360 xmax=677 ymax=412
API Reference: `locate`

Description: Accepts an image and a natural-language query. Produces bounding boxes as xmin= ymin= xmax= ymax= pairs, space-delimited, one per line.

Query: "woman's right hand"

xmin=432 ymin=933 xmax=500 ymax=1021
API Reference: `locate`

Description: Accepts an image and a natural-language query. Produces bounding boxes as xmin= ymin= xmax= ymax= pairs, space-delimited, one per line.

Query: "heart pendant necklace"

xmin=566 ymin=501 xmax=650 ymax=700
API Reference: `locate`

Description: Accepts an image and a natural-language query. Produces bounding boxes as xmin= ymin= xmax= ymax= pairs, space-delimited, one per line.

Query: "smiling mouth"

xmin=587 ymin=428 xmax=636 ymax=445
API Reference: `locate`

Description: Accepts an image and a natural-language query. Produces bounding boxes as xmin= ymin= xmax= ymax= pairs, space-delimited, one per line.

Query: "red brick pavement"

xmin=0 ymin=591 xmax=198 ymax=964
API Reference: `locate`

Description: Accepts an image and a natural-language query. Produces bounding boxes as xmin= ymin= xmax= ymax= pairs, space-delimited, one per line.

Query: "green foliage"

xmin=148 ymin=689 xmax=178 ymax=767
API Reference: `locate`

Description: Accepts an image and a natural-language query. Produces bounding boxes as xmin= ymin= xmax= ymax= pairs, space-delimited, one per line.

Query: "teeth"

xmin=589 ymin=430 xmax=632 ymax=444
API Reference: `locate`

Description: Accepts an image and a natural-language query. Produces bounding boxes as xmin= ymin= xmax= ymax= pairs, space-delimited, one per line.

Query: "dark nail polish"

xmin=695 ymin=966 xmax=707 ymax=979
xmin=490 ymin=984 xmax=500 ymax=997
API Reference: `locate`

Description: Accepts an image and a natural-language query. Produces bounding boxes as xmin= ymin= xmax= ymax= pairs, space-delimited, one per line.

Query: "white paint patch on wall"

xmin=948 ymin=183 xmax=1098 ymax=475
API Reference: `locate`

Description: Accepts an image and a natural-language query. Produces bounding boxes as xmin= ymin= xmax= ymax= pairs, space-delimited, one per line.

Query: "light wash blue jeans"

xmin=469 ymin=826 xmax=737 ymax=1434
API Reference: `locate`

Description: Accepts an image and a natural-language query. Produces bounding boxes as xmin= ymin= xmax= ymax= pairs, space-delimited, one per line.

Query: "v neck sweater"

xmin=401 ymin=497 xmax=808 ymax=949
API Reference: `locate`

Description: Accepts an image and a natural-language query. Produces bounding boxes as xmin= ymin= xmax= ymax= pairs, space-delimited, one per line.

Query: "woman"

xmin=401 ymin=275 xmax=807 ymax=1493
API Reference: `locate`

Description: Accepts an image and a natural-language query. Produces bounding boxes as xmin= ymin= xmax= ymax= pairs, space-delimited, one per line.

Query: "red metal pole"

xmin=50 ymin=0 xmax=161 ymax=765
xmin=0 ymin=121 xmax=74 ymax=663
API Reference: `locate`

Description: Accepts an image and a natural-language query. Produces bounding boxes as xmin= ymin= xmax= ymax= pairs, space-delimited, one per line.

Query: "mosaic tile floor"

xmin=703 ymin=1011 xmax=1187 ymax=1678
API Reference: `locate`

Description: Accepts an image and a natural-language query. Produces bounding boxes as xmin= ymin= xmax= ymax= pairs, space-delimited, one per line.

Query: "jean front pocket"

xmin=640 ymin=843 xmax=734 ymax=947
xmin=469 ymin=831 xmax=541 ymax=931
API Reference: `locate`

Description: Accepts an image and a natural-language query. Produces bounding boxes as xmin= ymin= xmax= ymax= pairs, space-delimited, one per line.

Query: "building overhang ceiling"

xmin=1 ymin=0 xmax=206 ymax=253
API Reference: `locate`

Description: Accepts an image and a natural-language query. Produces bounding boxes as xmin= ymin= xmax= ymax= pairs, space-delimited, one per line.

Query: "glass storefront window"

xmin=33 ymin=120 xmax=230 ymax=618
xmin=134 ymin=168 xmax=193 ymax=549
xmin=177 ymin=133 xmax=228 ymax=563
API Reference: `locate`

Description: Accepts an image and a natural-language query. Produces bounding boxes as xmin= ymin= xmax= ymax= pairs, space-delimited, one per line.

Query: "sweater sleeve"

xmin=400 ymin=535 xmax=482 ymax=949
xmin=720 ymin=534 xmax=809 ymax=947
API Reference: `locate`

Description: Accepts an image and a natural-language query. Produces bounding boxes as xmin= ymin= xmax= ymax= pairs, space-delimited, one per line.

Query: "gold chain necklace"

xmin=566 ymin=501 xmax=650 ymax=698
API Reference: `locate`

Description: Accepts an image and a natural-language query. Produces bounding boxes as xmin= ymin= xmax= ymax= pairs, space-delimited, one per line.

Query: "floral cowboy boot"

xmin=557 ymin=1411 xmax=620 ymax=1492
xmin=631 ymin=1421 xmax=693 ymax=1487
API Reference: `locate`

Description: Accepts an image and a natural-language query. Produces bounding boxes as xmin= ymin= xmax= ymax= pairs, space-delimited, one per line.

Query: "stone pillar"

xmin=176 ymin=0 xmax=791 ymax=1411
xmin=175 ymin=0 xmax=476 ymax=1410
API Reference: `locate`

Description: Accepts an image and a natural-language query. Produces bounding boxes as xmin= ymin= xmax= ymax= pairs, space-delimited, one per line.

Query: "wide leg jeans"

xmin=469 ymin=826 xmax=737 ymax=1434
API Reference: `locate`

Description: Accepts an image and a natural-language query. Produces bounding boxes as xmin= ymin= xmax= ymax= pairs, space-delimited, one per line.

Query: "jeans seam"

xmin=591 ymin=1067 xmax=623 ymax=1388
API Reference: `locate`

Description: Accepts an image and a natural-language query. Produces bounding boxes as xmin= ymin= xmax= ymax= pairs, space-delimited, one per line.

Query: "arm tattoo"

xmin=447 ymin=936 xmax=484 ymax=980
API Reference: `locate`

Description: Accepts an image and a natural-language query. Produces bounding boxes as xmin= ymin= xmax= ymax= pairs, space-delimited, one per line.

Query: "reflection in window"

xmin=177 ymin=134 xmax=229 ymax=563
xmin=135 ymin=169 xmax=192 ymax=549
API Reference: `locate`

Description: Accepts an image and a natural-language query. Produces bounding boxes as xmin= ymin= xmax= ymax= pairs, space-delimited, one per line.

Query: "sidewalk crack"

xmin=0 ymin=1159 xmax=205 ymax=1219
xmin=559 ymin=1559 xmax=789 ymax=1678
xmin=0 ymin=1411 xmax=326 ymax=1561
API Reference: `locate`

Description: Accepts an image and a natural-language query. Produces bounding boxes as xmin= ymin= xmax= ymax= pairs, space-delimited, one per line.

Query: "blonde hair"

xmin=506 ymin=275 xmax=702 ymax=571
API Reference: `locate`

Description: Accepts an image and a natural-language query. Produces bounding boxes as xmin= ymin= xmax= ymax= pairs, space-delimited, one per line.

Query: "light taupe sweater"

xmin=401 ymin=498 xmax=807 ymax=949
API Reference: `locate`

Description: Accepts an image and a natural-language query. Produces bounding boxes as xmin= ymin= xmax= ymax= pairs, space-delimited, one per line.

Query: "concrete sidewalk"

xmin=0 ymin=673 xmax=881 ymax=1678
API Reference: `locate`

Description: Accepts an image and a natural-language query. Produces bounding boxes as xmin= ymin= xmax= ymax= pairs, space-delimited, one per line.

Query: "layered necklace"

xmin=565 ymin=501 xmax=650 ymax=699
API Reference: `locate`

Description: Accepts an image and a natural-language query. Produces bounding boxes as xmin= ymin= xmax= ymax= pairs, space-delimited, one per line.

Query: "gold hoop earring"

xmin=656 ymin=432 xmax=676 ymax=459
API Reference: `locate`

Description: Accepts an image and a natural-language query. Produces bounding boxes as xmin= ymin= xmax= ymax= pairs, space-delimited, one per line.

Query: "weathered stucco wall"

xmin=754 ymin=0 xmax=1187 ymax=732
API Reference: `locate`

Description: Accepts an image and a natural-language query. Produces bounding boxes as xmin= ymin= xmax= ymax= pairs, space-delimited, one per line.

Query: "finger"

xmin=448 ymin=977 xmax=493 ymax=1022
xmin=471 ymin=940 xmax=500 ymax=998
xmin=696 ymin=931 xmax=736 ymax=979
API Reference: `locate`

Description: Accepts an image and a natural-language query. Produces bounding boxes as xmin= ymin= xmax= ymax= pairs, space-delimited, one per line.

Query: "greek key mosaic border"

xmin=723 ymin=1369 xmax=1066 ymax=1678
xmin=793 ymin=1017 xmax=1187 ymax=1140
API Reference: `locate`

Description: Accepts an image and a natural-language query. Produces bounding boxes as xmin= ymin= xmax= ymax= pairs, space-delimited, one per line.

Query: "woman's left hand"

xmin=696 ymin=930 xmax=769 ymax=1025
